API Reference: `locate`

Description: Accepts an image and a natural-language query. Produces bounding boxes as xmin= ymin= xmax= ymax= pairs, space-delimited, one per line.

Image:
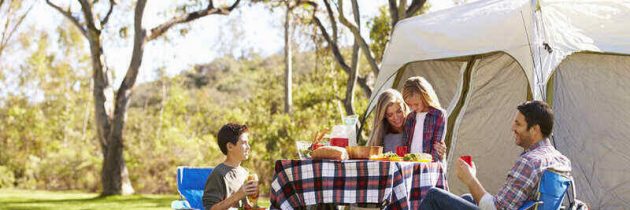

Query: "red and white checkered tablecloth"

xmin=270 ymin=159 xmax=448 ymax=210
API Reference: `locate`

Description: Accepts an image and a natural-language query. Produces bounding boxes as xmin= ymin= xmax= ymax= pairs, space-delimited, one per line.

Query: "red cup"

xmin=460 ymin=155 xmax=472 ymax=166
xmin=396 ymin=146 xmax=408 ymax=157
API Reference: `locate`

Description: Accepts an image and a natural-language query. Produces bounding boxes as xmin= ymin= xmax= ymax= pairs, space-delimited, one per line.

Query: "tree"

xmin=368 ymin=6 xmax=391 ymax=64
xmin=46 ymin=0 xmax=242 ymax=195
xmin=294 ymin=0 xmax=428 ymax=115
xmin=337 ymin=0 xmax=428 ymax=79
xmin=0 ymin=27 xmax=98 ymax=191
xmin=0 ymin=0 xmax=35 ymax=67
xmin=277 ymin=0 xmax=312 ymax=115
xmin=294 ymin=0 xmax=366 ymax=115
xmin=368 ymin=3 xmax=429 ymax=63
xmin=284 ymin=1 xmax=293 ymax=114
xmin=342 ymin=0 xmax=360 ymax=115
xmin=336 ymin=0 xmax=428 ymax=117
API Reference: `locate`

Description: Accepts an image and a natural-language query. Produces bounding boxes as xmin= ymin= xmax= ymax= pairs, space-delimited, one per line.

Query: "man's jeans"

xmin=419 ymin=187 xmax=479 ymax=210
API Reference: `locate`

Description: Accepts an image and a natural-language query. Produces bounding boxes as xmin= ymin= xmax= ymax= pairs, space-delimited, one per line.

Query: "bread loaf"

xmin=311 ymin=146 xmax=349 ymax=160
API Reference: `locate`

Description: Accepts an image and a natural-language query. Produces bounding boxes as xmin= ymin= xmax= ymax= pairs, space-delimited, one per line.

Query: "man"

xmin=420 ymin=100 xmax=571 ymax=210
xmin=203 ymin=123 xmax=258 ymax=210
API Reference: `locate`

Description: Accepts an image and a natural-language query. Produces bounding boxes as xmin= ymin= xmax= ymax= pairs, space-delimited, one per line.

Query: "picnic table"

xmin=270 ymin=159 xmax=448 ymax=210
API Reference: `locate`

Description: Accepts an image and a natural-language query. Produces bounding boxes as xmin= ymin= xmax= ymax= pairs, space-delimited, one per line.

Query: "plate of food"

xmin=388 ymin=156 xmax=403 ymax=162
xmin=384 ymin=152 xmax=400 ymax=161
xmin=369 ymin=152 xmax=404 ymax=161
xmin=402 ymin=153 xmax=432 ymax=162
xmin=368 ymin=152 xmax=390 ymax=161
xmin=369 ymin=154 xmax=387 ymax=161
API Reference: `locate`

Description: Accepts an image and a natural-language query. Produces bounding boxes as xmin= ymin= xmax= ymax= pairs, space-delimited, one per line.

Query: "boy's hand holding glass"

xmin=243 ymin=173 xmax=259 ymax=208
xmin=239 ymin=175 xmax=259 ymax=206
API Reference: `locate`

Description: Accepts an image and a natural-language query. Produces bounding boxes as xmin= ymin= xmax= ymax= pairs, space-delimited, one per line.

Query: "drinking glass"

xmin=396 ymin=146 xmax=408 ymax=157
xmin=460 ymin=155 xmax=473 ymax=167
xmin=369 ymin=146 xmax=383 ymax=157
xmin=246 ymin=173 xmax=259 ymax=208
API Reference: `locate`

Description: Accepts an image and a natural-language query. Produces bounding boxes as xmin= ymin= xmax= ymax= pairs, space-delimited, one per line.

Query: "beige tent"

xmin=366 ymin=0 xmax=630 ymax=209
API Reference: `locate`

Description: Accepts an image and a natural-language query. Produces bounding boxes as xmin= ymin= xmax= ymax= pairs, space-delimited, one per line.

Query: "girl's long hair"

xmin=402 ymin=76 xmax=442 ymax=110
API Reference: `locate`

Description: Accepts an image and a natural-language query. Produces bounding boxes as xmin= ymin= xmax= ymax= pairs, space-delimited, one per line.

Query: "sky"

xmin=13 ymin=0 xmax=460 ymax=87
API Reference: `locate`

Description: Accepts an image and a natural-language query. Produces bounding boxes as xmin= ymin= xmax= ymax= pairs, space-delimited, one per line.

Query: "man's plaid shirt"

xmin=494 ymin=138 xmax=571 ymax=209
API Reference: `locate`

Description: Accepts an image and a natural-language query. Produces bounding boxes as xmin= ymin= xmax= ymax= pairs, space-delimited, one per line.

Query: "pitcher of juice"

xmin=329 ymin=125 xmax=349 ymax=147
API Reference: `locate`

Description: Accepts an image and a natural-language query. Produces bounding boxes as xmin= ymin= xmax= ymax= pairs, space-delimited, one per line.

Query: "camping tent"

xmin=366 ymin=0 xmax=630 ymax=209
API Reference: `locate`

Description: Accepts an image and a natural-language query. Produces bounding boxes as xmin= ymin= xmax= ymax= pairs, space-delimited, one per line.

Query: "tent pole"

xmin=445 ymin=55 xmax=478 ymax=156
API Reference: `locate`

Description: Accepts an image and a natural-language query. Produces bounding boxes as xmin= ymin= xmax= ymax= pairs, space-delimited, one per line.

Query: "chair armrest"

xmin=519 ymin=201 xmax=543 ymax=210
xmin=171 ymin=200 xmax=193 ymax=210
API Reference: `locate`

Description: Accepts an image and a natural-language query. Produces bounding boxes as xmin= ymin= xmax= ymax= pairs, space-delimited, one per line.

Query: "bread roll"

xmin=311 ymin=146 xmax=349 ymax=160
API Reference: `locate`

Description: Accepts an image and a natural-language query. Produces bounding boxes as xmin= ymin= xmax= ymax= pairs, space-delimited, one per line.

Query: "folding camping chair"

xmin=518 ymin=168 xmax=588 ymax=210
xmin=172 ymin=166 xmax=213 ymax=210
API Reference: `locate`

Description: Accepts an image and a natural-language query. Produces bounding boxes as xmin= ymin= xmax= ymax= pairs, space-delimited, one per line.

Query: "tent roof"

xmin=368 ymin=0 xmax=630 ymax=114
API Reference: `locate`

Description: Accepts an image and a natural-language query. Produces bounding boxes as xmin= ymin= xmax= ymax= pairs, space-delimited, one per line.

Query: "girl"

xmin=401 ymin=76 xmax=447 ymax=162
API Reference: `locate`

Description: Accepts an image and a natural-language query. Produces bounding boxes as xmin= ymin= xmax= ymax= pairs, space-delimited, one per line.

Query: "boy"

xmin=203 ymin=123 xmax=258 ymax=210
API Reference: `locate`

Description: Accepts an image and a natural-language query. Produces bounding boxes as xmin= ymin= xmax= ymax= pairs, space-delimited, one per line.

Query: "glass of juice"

xmin=246 ymin=173 xmax=259 ymax=208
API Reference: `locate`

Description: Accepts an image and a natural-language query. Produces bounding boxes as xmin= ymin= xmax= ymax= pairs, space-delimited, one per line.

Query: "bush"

xmin=0 ymin=166 xmax=15 ymax=188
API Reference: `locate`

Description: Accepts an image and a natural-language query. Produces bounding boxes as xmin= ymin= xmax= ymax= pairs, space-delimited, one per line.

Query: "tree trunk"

xmin=87 ymin=32 xmax=135 ymax=196
xmin=101 ymin=0 xmax=147 ymax=196
xmin=284 ymin=3 xmax=292 ymax=114
xmin=337 ymin=0 xmax=380 ymax=77
xmin=388 ymin=0 xmax=399 ymax=31
xmin=344 ymin=0 xmax=361 ymax=115
xmin=99 ymin=0 xmax=149 ymax=195
xmin=397 ymin=0 xmax=407 ymax=21
xmin=322 ymin=0 xmax=337 ymax=44
xmin=344 ymin=42 xmax=359 ymax=115
xmin=102 ymin=82 xmax=136 ymax=195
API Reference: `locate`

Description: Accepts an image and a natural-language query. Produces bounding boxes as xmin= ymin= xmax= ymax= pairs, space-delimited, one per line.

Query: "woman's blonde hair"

xmin=368 ymin=89 xmax=410 ymax=147
xmin=402 ymin=76 xmax=442 ymax=110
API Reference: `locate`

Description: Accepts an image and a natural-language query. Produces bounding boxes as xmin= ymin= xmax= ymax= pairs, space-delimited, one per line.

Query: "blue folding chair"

xmin=519 ymin=168 xmax=571 ymax=210
xmin=172 ymin=166 xmax=214 ymax=210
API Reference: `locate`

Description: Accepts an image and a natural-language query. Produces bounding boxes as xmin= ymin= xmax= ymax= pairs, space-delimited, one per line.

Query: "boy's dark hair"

xmin=217 ymin=123 xmax=248 ymax=155
xmin=517 ymin=100 xmax=554 ymax=138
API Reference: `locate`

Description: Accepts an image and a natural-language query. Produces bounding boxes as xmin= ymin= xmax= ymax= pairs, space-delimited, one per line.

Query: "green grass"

xmin=0 ymin=189 xmax=270 ymax=210
xmin=0 ymin=189 xmax=177 ymax=210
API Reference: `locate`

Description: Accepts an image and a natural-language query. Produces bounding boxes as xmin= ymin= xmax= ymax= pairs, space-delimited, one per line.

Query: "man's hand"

xmin=434 ymin=141 xmax=447 ymax=159
xmin=456 ymin=158 xmax=489 ymax=204
xmin=455 ymin=158 xmax=477 ymax=186
xmin=237 ymin=180 xmax=259 ymax=199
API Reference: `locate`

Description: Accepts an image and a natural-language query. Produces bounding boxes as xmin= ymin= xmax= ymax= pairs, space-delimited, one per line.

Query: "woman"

xmin=367 ymin=89 xmax=410 ymax=153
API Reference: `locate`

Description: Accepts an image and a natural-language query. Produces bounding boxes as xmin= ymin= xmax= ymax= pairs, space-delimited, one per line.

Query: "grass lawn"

xmin=0 ymin=189 xmax=270 ymax=210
